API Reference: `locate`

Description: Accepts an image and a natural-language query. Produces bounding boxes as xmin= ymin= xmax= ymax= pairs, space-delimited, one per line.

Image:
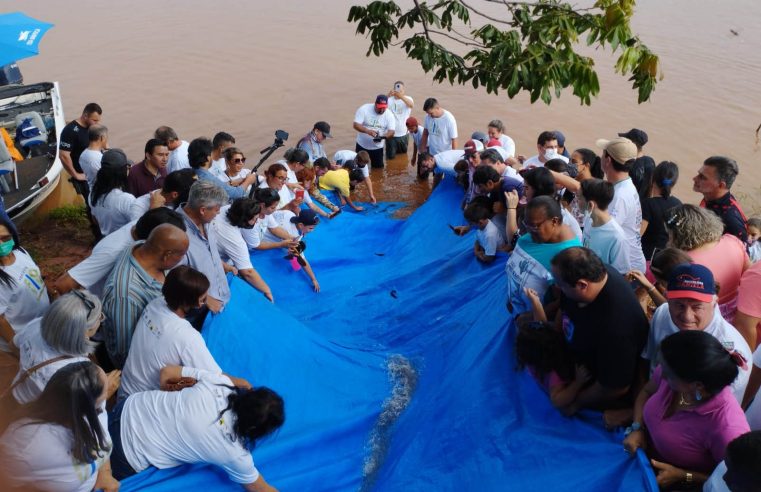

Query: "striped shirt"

xmin=102 ymin=243 xmax=163 ymax=368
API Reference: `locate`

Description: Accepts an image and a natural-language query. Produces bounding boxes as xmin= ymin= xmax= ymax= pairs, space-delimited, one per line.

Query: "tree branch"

xmin=459 ymin=0 xmax=514 ymax=25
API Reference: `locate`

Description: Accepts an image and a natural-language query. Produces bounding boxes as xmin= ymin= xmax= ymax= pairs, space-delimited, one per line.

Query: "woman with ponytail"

xmin=109 ymin=365 xmax=284 ymax=492
xmin=623 ymin=330 xmax=750 ymax=489
xmin=1 ymin=361 xmax=119 ymax=491
xmin=641 ymin=161 xmax=682 ymax=260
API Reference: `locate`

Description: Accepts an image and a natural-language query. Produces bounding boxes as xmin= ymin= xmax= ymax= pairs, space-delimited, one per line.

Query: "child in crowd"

xmin=314 ymin=157 xmax=365 ymax=212
xmin=516 ymin=288 xmax=592 ymax=412
xmin=747 ymin=217 xmax=761 ymax=263
xmin=627 ymin=247 xmax=693 ymax=317
xmin=463 ymin=201 xmax=504 ymax=263
xmin=579 ymin=178 xmax=632 ymax=274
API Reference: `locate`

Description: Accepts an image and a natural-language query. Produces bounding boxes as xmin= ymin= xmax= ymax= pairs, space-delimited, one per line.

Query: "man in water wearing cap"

xmin=298 ymin=121 xmax=332 ymax=162
xmin=352 ymin=95 xmax=396 ymax=169
xmin=619 ymin=128 xmax=655 ymax=201
xmin=597 ymin=136 xmax=647 ymax=273
xmin=642 ymin=263 xmax=751 ymax=403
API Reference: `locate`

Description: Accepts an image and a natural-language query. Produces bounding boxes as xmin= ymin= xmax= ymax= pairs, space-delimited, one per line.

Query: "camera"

xmin=274 ymin=129 xmax=288 ymax=147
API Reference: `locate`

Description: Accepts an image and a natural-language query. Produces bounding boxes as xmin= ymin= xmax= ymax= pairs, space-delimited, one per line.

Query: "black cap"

xmin=101 ymin=148 xmax=132 ymax=169
xmin=314 ymin=121 xmax=332 ymax=138
xmin=618 ymin=128 xmax=648 ymax=148
xmin=290 ymin=209 xmax=320 ymax=226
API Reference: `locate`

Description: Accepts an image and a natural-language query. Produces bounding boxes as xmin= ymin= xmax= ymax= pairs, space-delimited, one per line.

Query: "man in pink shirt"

xmin=734 ymin=261 xmax=761 ymax=349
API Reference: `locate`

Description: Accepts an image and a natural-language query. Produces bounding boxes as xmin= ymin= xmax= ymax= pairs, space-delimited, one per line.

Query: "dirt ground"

xmin=18 ymin=206 xmax=93 ymax=290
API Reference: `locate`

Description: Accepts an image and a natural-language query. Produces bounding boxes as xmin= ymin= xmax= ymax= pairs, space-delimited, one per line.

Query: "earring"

xmin=695 ymin=390 xmax=702 ymax=402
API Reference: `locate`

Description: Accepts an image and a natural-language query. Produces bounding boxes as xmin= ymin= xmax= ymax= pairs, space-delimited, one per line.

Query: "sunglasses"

xmin=72 ymin=290 xmax=104 ymax=323
xmin=233 ymin=157 xmax=246 ymax=164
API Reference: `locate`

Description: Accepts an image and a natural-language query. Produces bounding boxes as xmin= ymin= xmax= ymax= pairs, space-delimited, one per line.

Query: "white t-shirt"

xmin=423 ymin=110 xmax=458 ymax=155
xmin=11 ymin=318 xmax=89 ymax=404
xmin=219 ymin=168 xmax=251 ymax=184
xmin=263 ymin=210 xmax=299 ymax=243
xmin=387 ymin=95 xmax=412 ymax=137
xmin=167 ymin=140 xmax=190 ymax=173
xmin=749 ymin=241 xmax=761 ymax=263
xmin=79 ymin=148 xmax=102 ymax=189
xmin=521 ymin=153 xmax=569 ymax=169
xmin=212 ymin=205 xmax=254 ymax=271
xmin=704 ymin=460 xmax=730 ymax=492
xmin=487 ymin=145 xmax=510 ymax=162
xmin=90 ymin=188 xmax=137 ymax=236
xmin=119 ymin=297 xmax=222 ymax=399
xmin=354 ymin=103 xmax=396 ymax=150
xmin=333 ymin=150 xmax=370 ymax=179
xmin=241 ymin=213 xmax=279 ymax=250
xmin=210 ymin=157 xmax=227 ymax=180
xmin=608 ymin=177 xmax=646 ymax=272
xmin=0 ymin=409 xmax=110 ymax=492
xmin=581 ymin=218 xmax=632 ymax=274
xmin=476 ymin=220 xmax=505 ymax=256
xmin=433 ymin=149 xmax=466 ymax=176
xmin=69 ymin=220 xmax=135 ymax=297
xmin=410 ymin=126 xmax=424 ymax=149
xmin=745 ymin=344 xmax=761 ymax=430
xmin=561 ymin=207 xmax=583 ymax=242
xmin=121 ymin=369 xmax=260 ymax=485
xmin=643 ymin=303 xmax=751 ymax=403
xmin=0 ymin=249 xmax=49 ymax=352
xmin=497 ymin=135 xmax=516 ymax=158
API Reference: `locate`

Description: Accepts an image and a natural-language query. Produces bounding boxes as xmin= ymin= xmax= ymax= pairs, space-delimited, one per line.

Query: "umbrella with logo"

xmin=0 ymin=12 xmax=53 ymax=67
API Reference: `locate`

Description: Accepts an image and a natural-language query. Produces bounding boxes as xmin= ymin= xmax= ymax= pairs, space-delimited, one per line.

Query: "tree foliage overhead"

xmin=347 ymin=0 xmax=662 ymax=105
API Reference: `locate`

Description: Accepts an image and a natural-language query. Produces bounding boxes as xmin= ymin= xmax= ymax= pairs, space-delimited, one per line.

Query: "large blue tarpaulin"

xmin=121 ymin=179 xmax=657 ymax=492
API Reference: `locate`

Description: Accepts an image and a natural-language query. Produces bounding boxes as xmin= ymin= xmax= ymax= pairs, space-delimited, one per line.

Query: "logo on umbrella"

xmin=17 ymin=29 xmax=40 ymax=46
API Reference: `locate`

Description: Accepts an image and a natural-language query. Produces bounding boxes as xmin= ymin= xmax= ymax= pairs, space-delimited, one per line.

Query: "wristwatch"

xmin=684 ymin=472 xmax=693 ymax=484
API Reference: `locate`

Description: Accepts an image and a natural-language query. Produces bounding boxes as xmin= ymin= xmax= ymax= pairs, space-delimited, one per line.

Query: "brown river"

xmin=5 ymin=0 xmax=761 ymax=215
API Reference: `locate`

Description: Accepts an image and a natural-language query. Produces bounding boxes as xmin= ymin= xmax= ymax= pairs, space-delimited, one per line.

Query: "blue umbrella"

xmin=0 ymin=12 xmax=53 ymax=67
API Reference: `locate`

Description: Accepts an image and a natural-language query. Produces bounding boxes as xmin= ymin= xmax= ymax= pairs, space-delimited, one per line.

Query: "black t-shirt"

xmin=629 ymin=155 xmax=655 ymax=201
xmin=560 ymin=266 xmax=649 ymax=390
xmin=59 ymin=120 xmax=89 ymax=173
xmin=641 ymin=195 xmax=682 ymax=259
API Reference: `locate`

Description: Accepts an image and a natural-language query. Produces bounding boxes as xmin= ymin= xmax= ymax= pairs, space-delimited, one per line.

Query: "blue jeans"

xmin=108 ymin=398 xmax=138 ymax=480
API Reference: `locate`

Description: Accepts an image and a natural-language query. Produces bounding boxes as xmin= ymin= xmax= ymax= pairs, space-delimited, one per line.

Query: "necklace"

xmin=678 ymin=393 xmax=693 ymax=406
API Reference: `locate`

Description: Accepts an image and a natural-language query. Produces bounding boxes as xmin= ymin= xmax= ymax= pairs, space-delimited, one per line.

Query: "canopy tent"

xmin=0 ymin=12 xmax=53 ymax=67
xmin=121 ymin=178 xmax=656 ymax=491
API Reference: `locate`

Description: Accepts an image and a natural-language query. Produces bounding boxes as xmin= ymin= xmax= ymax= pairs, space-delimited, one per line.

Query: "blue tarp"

xmin=121 ymin=179 xmax=657 ymax=492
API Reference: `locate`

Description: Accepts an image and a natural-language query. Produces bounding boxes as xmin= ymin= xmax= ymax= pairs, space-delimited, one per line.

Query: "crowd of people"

xmin=0 ymin=78 xmax=760 ymax=492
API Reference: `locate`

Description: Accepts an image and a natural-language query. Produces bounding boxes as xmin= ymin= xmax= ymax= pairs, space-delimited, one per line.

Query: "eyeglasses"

xmin=522 ymin=217 xmax=552 ymax=232
xmin=72 ymin=290 xmax=96 ymax=320
xmin=233 ymin=157 xmax=246 ymax=164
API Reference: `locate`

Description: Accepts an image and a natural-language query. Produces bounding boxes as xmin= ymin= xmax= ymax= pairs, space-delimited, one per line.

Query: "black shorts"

xmin=356 ymin=144 xmax=385 ymax=169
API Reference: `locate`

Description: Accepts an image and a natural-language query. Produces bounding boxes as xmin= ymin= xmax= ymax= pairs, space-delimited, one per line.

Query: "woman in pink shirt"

xmin=623 ymin=330 xmax=749 ymax=489
xmin=666 ymin=205 xmax=750 ymax=322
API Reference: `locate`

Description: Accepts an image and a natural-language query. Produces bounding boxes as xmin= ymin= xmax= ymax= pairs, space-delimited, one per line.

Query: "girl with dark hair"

xmin=628 ymin=247 xmax=692 ymax=315
xmin=243 ymin=188 xmax=298 ymax=252
xmin=515 ymin=320 xmax=591 ymax=412
xmin=109 ymin=365 xmax=284 ymax=492
xmin=0 ymin=218 xmax=49 ymax=388
xmin=90 ymin=158 xmax=137 ymax=235
xmin=640 ymin=161 xmax=682 ymax=260
xmin=119 ymin=266 xmax=226 ymax=398
xmin=623 ymin=330 xmax=750 ymax=489
xmin=1 ymin=360 xmax=119 ymax=492
xmin=211 ymin=199 xmax=274 ymax=302
xmin=221 ymin=147 xmax=253 ymax=187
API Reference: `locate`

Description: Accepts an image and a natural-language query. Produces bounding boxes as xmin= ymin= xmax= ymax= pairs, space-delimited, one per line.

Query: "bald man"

xmin=101 ymin=224 xmax=189 ymax=368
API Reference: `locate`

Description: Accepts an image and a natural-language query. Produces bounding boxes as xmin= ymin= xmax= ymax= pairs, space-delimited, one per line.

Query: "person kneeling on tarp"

xmin=463 ymin=200 xmax=505 ymax=264
xmin=109 ymin=365 xmax=284 ymax=492
xmin=314 ymin=157 xmax=365 ymax=212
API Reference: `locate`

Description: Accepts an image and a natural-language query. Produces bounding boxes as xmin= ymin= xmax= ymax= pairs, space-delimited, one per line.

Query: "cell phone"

xmin=394 ymin=83 xmax=402 ymax=92
xmin=295 ymin=189 xmax=304 ymax=200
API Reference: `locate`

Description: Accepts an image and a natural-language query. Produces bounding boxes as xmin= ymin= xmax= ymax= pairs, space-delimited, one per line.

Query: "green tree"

xmin=348 ymin=0 xmax=661 ymax=105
